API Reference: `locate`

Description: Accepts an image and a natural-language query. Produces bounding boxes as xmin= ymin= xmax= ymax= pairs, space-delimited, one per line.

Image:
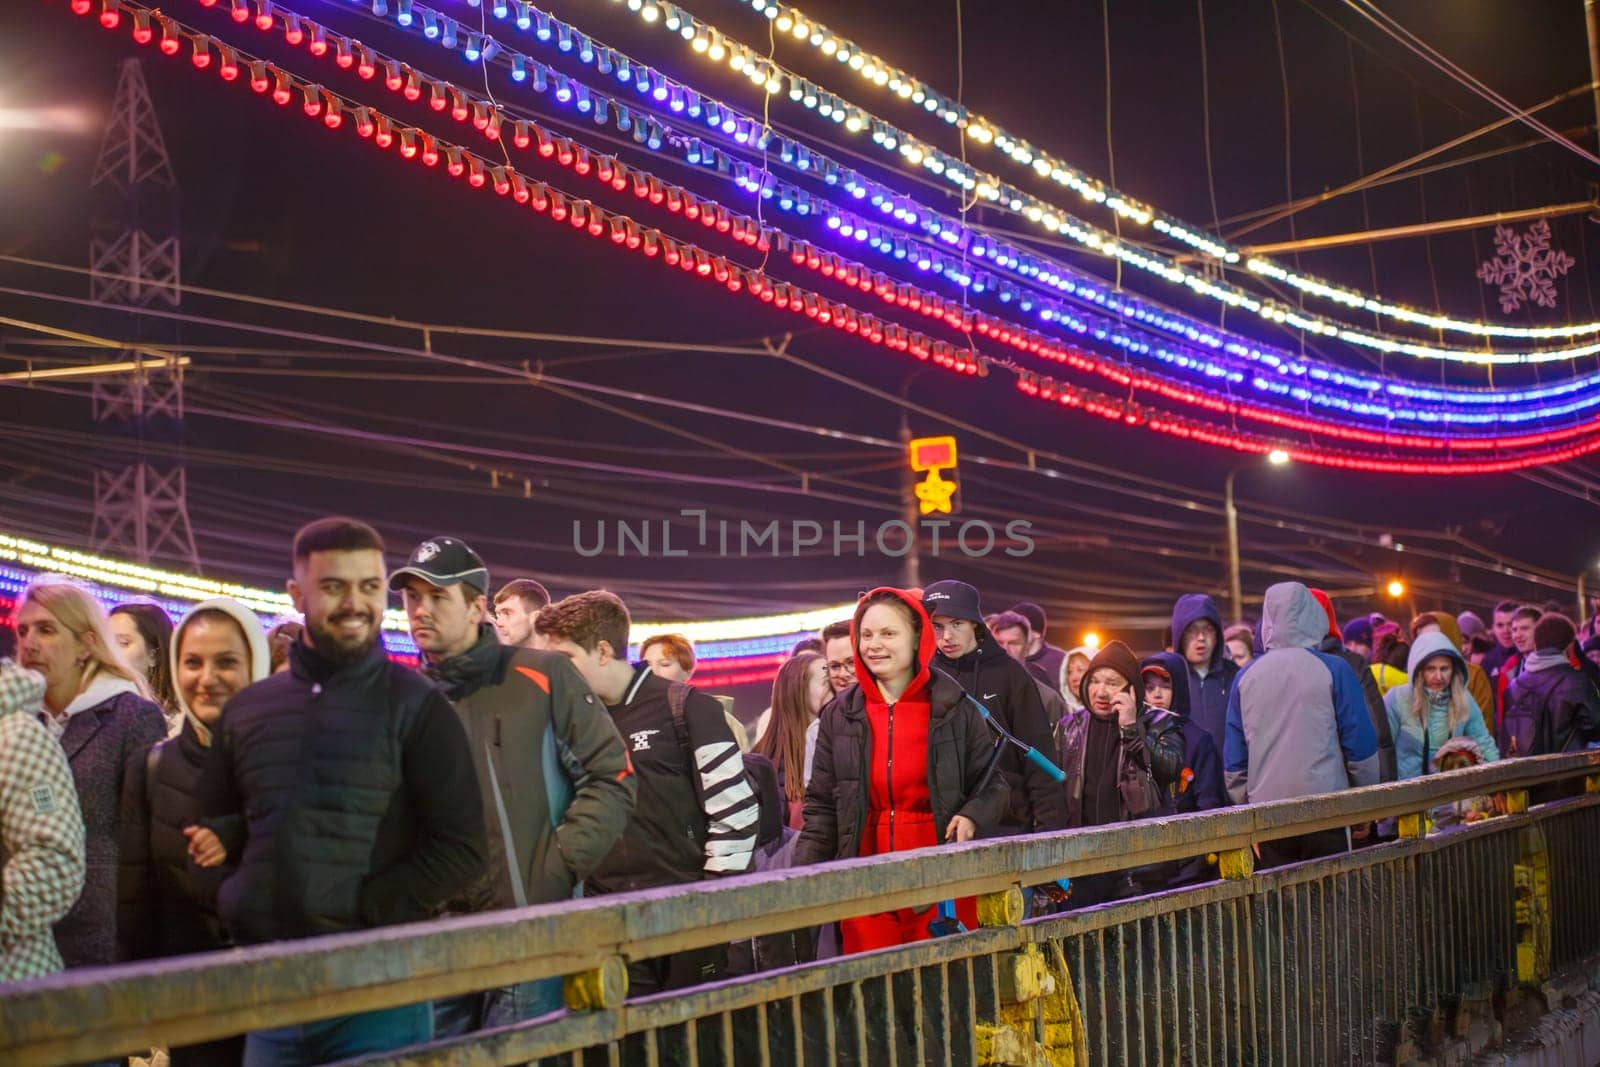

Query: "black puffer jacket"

xmin=195 ymin=640 xmax=488 ymax=945
xmin=933 ymin=638 xmax=1071 ymax=834
xmin=794 ymin=674 xmax=1011 ymax=864
xmin=119 ymin=718 xmax=233 ymax=959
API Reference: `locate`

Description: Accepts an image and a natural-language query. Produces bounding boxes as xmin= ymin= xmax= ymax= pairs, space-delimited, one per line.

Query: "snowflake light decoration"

xmin=1476 ymin=219 xmax=1575 ymax=314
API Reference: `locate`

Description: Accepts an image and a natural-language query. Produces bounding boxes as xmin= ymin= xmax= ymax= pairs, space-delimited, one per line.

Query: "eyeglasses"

xmin=826 ymin=660 xmax=854 ymax=674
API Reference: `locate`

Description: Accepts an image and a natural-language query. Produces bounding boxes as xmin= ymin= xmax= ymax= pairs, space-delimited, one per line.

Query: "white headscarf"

xmin=168 ymin=598 xmax=270 ymax=746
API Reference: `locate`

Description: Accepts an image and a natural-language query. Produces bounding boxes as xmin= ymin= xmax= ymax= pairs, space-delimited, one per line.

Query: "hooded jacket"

xmin=1500 ymin=644 xmax=1600 ymax=758
xmin=795 ymin=588 xmax=1009 ymax=865
xmin=424 ymin=625 xmax=635 ymax=908
xmin=194 ymin=638 xmax=488 ymax=945
xmin=120 ymin=598 xmax=269 ymax=960
xmin=1170 ymin=594 xmax=1240 ymax=760
xmin=1141 ymin=651 xmax=1226 ymax=815
xmin=1054 ymin=642 xmax=1184 ymax=828
xmin=1224 ymin=583 xmax=1380 ymax=805
xmin=1309 ymin=589 xmax=1397 ymax=783
xmin=45 ymin=671 xmax=167 ymax=968
xmin=1415 ymin=613 xmax=1496 ymax=738
xmin=0 ymin=660 xmax=85 ymax=983
xmin=932 ymin=634 xmax=1070 ymax=833
xmin=1382 ymin=631 xmax=1499 ymax=781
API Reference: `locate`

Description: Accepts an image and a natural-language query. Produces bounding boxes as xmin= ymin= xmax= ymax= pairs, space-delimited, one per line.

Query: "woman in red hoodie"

xmin=794 ymin=587 xmax=1010 ymax=952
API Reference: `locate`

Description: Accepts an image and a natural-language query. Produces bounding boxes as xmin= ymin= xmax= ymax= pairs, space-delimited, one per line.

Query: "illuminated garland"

xmin=253 ymin=0 xmax=1600 ymax=433
xmin=282 ymin=0 xmax=1600 ymax=370
xmin=696 ymin=0 xmax=1600 ymax=346
xmin=66 ymin=0 xmax=1600 ymax=473
xmin=557 ymin=0 xmax=1600 ymax=363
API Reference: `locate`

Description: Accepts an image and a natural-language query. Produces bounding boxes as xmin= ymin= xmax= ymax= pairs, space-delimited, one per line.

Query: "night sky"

xmin=2 ymin=0 xmax=1597 ymax=644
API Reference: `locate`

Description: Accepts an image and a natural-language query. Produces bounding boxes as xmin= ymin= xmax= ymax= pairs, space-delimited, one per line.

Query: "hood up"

xmin=1140 ymin=651 xmax=1191 ymax=717
xmin=1171 ymin=593 xmax=1227 ymax=671
xmin=851 ymin=586 xmax=935 ymax=705
xmin=1405 ymin=630 xmax=1467 ymax=683
xmin=1261 ymin=582 xmax=1333 ymax=652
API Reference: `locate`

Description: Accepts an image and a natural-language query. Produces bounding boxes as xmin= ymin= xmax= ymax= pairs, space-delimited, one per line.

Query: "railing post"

xmin=977 ymin=883 xmax=1025 ymax=928
xmin=1397 ymin=813 xmax=1428 ymax=839
xmin=1218 ymin=846 xmax=1255 ymax=880
xmin=563 ymin=954 xmax=628 ymax=1012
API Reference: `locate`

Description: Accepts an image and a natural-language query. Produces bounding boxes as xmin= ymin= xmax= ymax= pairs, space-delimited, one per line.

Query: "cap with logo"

xmin=388 ymin=537 xmax=489 ymax=596
xmin=921 ymin=580 xmax=983 ymax=623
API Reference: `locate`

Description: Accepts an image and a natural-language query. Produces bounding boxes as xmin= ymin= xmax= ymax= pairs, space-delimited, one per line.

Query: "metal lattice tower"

xmin=88 ymin=59 xmax=199 ymax=570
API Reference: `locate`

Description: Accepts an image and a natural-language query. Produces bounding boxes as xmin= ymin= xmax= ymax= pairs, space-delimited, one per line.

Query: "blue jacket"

xmin=1383 ymin=632 xmax=1500 ymax=780
xmin=1224 ymin=583 xmax=1380 ymax=805
xmin=1170 ymin=594 xmax=1240 ymax=760
xmin=1142 ymin=651 xmax=1225 ymax=813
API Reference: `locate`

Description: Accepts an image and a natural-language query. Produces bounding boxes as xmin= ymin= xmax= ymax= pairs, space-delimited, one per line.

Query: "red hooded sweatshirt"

xmin=852 ymin=587 xmax=939 ymax=857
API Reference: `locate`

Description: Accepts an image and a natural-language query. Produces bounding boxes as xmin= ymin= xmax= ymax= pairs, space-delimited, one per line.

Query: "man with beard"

xmin=394 ymin=537 xmax=634 ymax=1035
xmin=189 ymin=518 xmax=487 ymax=1064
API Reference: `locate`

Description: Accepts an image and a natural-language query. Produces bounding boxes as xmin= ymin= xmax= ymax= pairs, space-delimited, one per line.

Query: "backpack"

xmin=666 ymin=682 xmax=778 ymax=848
xmin=1499 ymin=678 xmax=1549 ymax=758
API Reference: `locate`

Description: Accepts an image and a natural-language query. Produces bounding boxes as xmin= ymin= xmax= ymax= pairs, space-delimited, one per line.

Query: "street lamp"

xmin=1386 ymin=579 xmax=1406 ymax=598
xmin=1082 ymin=631 xmax=1102 ymax=650
xmin=1226 ymin=452 xmax=1292 ymax=624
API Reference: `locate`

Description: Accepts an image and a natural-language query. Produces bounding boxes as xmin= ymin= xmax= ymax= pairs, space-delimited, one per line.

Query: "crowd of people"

xmin=2 ymin=514 xmax=1598 ymax=1064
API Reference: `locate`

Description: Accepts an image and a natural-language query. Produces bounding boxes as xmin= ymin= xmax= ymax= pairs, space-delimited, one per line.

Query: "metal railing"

xmin=2 ymin=752 xmax=1598 ymax=1066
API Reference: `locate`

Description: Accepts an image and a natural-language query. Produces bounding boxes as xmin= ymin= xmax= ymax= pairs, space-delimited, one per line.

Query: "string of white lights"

xmin=611 ymin=0 xmax=1600 ymax=346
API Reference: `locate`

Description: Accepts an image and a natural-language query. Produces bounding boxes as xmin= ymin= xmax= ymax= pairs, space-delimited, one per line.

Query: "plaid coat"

xmin=0 ymin=660 xmax=86 ymax=984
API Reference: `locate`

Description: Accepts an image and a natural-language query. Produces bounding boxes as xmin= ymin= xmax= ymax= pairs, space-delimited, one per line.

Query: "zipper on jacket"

xmin=887 ymin=700 xmax=895 ymax=852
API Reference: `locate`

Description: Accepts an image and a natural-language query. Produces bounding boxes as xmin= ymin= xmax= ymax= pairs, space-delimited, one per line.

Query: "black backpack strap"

xmin=667 ymin=681 xmax=693 ymax=756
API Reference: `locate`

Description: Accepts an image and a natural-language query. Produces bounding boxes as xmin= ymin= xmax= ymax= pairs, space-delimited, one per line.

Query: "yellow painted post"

xmin=1584 ymin=774 xmax=1600 ymax=794
xmin=978 ymin=883 xmax=1026 ymax=928
xmin=1504 ymin=789 xmax=1530 ymax=815
xmin=564 ymin=954 xmax=628 ymax=1011
xmin=1514 ymin=827 xmax=1550 ymax=986
xmin=1397 ymin=813 xmax=1426 ymax=839
xmin=1218 ymin=847 xmax=1255 ymax=881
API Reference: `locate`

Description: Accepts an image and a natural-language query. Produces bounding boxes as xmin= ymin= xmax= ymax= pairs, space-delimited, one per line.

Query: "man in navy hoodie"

xmin=1169 ymin=594 xmax=1239 ymax=763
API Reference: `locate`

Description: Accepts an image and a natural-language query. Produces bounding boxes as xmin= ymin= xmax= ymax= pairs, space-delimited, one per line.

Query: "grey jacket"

xmin=1224 ymin=583 xmax=1381 ymax=805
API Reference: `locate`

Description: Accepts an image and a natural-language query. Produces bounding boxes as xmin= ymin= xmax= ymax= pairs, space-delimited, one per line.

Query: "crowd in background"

xmin=2 ymin=516 xmax=1598 ymax=1065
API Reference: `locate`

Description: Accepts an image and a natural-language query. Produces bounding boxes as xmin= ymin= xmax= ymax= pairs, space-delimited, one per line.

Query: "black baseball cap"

xmin=922 ymin=580 xmax=983 ymax=622
xmin=388 ymin=536 xmax=489 ymax=596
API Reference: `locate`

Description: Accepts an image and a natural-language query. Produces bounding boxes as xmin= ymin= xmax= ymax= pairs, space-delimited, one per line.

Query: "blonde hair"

xmin=1408 ymin=653 xmax=1471 ymax=736
xmin=22 ymin=577 xmax=153 ymax=699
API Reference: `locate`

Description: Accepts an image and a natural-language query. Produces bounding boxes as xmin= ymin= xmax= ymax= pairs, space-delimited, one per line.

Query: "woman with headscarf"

xmin=15 ymin=577 xmax=167 ymax=968
xmin=795 ymin=588 xmax=1009 ymax=952
xmin=121 ymin=598 xmax=269 ymax=1065
xmin=1058 ymin=645 xmax=1095 ymax=714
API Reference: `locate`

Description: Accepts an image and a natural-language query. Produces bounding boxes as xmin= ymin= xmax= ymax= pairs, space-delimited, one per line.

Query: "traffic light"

xmin=908 ymin=435 xmax=959 ymax=515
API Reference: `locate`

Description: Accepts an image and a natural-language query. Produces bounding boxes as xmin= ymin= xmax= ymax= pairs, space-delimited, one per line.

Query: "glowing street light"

xmin=1082 ymin=631 xmax=1102 ymax=650
xmin=1386 ymin=579 xmax=1406 ymax=598
xmin=1267 ymin=448 xmax=1291 ymax=466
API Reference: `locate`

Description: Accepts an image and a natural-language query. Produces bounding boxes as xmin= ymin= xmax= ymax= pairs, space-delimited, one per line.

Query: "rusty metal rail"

xmin=1 ymin=752 xmax=1597 ymax=1065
